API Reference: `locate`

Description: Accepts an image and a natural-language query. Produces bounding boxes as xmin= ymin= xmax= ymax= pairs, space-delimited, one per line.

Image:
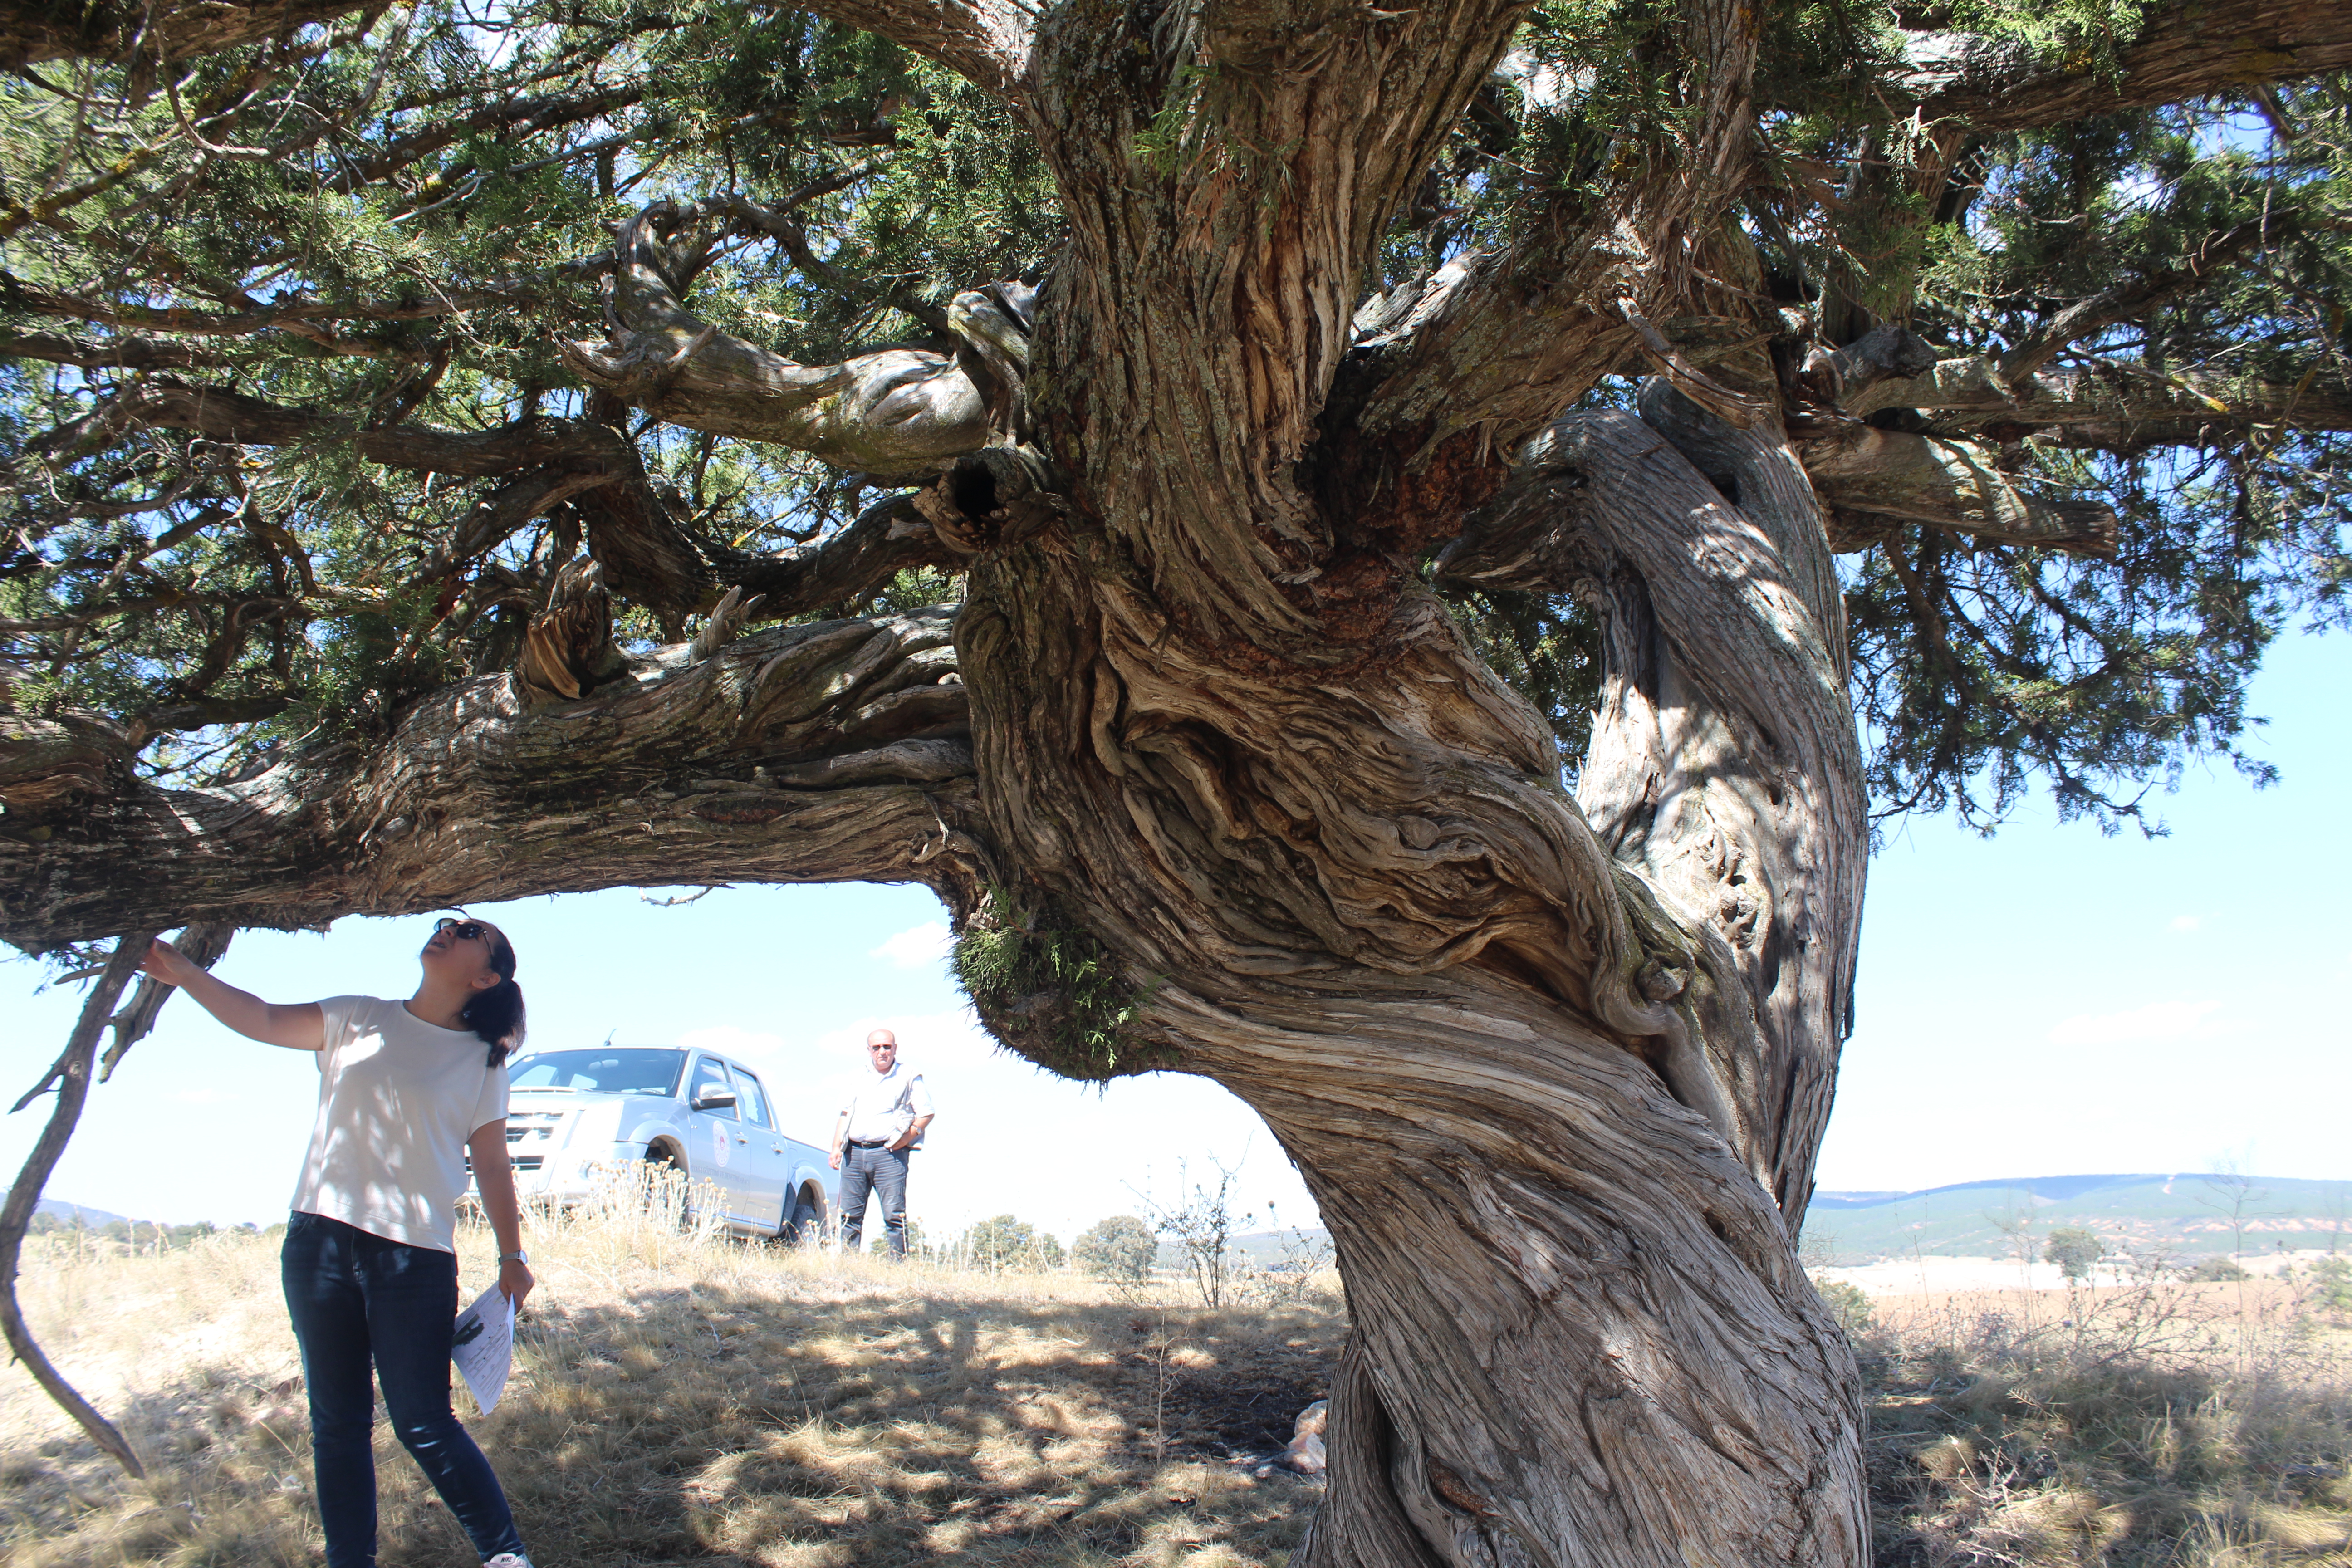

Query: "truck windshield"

xmin=509 ymin=1049 xmax=687 ymax=1097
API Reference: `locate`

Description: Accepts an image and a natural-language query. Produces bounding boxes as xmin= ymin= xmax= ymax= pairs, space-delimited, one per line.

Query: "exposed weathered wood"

xmin=1844 ymin=358 xmax=2352 ymax=449
xmin=0 ymin=935 xmax=157 ymax=1478
xmin=559 ymin=204 xmax=996 ymax=472
xmin=789 ymin=0 xmax=1030 ymax=98
xmin=1800 ymin=425 xmax=2121 ymax=556
xmin=1439 ymin=393 xmax=1867 ymax=1221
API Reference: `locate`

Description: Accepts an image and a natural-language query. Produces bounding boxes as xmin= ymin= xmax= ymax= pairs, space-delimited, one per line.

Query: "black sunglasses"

xmin=434 ymin=918 xmax=490 ymax=941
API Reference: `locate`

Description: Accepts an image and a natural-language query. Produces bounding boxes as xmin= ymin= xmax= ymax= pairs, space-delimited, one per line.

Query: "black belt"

xmin=847 ymin=1138 xmax=889 ymax=1149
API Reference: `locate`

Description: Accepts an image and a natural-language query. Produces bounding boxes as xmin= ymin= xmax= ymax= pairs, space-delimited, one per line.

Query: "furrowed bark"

xmin=951 ymin=387 xmax=1866 ymax=1563
xmin=1 ymin=935 xmax=156 ymax=1478
xmin=1025 ymin=0 xmax=1543 ymax=648
xmin=1441 ymin=392 xmax=1867 ymax=1221
xmin=0 ymin=610 xmax=980 ymax=948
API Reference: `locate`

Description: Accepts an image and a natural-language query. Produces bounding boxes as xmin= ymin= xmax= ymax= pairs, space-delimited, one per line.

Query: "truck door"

xmin=725 ymin=1063 xmax=791 ymax=1232
xmin=686 ymin=1053 xmax=755 ymax=1228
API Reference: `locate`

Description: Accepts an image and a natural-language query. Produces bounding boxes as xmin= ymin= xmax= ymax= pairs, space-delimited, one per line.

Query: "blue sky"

xmin=4 ymin=628 xmax=2345 ymax=1244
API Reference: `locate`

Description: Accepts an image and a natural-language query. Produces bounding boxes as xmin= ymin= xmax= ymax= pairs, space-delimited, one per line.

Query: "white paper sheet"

xmin=451 ymin=1284 xmax=516 ymax=1415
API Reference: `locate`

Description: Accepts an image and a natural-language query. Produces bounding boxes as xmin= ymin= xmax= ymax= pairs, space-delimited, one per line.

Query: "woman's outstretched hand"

xmin=134 ymin=941 xmax=326 ymax=1050
xmin=138 ymin=937 xmax=201 ymax=987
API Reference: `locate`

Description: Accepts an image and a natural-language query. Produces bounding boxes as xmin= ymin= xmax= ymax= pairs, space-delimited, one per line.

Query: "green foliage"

xmin=1812 ymin=1275 xmax=1875 ymax=1338
xmin=2044 ymin=1226 xmax=2105 ymax=1283
xmin=1442 ymin=586 xmax=1602 ymax=766
xmin=961 ymin=1213 xmax=1062 ymax=1271
xmin=0 ymin=0 xmax=2344 ymax=841
xmin=1072 ymin=1214 xmax=1158 ymax=1283
xmin=949 ymin=889 xmax=1165 ymax=1080
xmin=2184 ymin=1255 xmax=2249 ymax=1282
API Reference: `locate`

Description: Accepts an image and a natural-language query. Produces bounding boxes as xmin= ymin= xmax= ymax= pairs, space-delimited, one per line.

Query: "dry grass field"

xmin=7 ymin=1197 xmax=2351 ymax=1568
xmin=2 ymin=1195 xmax=1334 ymax=1568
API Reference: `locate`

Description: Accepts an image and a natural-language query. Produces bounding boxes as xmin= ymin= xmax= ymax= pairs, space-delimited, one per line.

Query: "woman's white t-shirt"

xmin=289 ymin=996 xmax=510 ymax=1253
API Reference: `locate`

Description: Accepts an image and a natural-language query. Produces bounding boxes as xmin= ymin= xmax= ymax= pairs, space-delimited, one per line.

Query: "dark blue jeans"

xmin=837 ymin=1145 xmax=911 ymax=1257
xmin=280 ymin=1212 xmax=526 ymax=1567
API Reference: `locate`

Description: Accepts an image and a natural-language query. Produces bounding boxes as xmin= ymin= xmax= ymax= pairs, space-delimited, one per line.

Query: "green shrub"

xmin=2043 ymin=1225 xmax=2103 ymax=1283
xmin=950 ymin=887 xmax=1169 ymax=1078
xmin=1073 ymin=1215 xmax=1157 ymax=1283
xmin=2185 ymin=1255 xmax=2249 ymax=1282
xmin=1813 ymin=1276 xmax=1874 ymax=1338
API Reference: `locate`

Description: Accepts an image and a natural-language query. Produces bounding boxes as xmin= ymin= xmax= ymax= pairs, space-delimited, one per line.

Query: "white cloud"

xmin=2169 ymin=915 xmax=2201 ymax=932
xmin=870 ymin=921 xmax=954 ymax=971
xmin=173 ymin=1088 xmax=237 ymax=1105
xmin=2047 ymin=997 xmax=2223 ymax=1048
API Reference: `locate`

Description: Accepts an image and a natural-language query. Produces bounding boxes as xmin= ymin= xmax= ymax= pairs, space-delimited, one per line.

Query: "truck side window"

xmin=731 ymin=1066 xmax=774 ymax=1130
xmin=690 ymin=1055 xmax=738 ymax=1120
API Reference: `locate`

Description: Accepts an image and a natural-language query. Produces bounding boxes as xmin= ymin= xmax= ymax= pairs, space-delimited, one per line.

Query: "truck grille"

xmin=464 ymin=1154 xmax=547 ymax=1172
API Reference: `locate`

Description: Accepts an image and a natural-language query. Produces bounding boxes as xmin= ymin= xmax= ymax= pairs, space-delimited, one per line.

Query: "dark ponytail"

xmin=459 ymin=921 xmax=526 ymax=1065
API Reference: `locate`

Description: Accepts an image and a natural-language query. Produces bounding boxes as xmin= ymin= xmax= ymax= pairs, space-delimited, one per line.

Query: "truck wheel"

xmin=782 ymin=1193 xmax=822 ymax=1246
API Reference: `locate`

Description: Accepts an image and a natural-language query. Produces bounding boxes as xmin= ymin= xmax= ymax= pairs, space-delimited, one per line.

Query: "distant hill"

xmin=1192 ymin=1176 xmax=2349 ymax=1268
xmin=1804 ymin=1173 xmax=2348 ymax=1261
xmin=34 ymin=1198 xmax=129 ymax=1226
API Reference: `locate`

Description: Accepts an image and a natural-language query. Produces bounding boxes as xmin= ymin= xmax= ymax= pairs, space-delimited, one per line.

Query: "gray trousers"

xmin=837 ymin=1144 xmax=910 ymax=1258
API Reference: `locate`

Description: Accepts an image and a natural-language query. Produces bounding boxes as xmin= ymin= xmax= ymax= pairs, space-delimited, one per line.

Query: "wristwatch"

xmin=500 ymin=1250 xmax=529 ymax=1265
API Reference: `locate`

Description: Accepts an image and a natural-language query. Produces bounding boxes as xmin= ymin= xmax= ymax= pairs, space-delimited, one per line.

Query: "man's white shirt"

xmin=839 ymin=1060 xmax=934 ymax=1147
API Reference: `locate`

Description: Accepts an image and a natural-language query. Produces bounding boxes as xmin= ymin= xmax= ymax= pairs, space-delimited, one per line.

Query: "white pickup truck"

xmin=467 ymin=1044 xmax=838 ymax=1241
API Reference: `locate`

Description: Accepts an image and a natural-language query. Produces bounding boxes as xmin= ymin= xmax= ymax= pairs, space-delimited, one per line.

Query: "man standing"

xmin=828 ymin=1029 xmax=935 ymax=1259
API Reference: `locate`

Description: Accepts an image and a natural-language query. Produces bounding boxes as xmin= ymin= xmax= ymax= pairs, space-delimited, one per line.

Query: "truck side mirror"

xmin=692 ymin=1088 xmax=738 ymax=1111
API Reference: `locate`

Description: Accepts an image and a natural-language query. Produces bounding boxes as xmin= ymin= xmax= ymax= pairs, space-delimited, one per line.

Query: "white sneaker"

xmin=483 ymin=1555 xmax=535 ymax=1568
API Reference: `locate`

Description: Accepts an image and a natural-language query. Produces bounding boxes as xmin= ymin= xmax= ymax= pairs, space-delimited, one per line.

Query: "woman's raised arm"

xmin=139 ymin=938 xmax=325 ymax=1052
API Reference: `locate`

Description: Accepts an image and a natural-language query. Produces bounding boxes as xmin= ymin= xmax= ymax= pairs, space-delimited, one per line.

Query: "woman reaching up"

xmin=140 ymin=915 xmax=540 ymax=1568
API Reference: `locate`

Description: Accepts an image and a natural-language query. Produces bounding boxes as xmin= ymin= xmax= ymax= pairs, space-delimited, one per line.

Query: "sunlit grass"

xmin=8 ymin=1202 xmax=2350 ymax=1568
xmin=1 ymin=1198 xmax=1334 ymax=1568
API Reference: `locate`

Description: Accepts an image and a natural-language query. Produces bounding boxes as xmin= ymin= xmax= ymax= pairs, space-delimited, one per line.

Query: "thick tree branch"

xmin=1846 ymin=358 xmax=2352 ymax=450
xmin=0 ymin=328 xmax=221 ymax=374
xmin=0 ymin=0 xmax=372 ymax=69
xmin=0 ymin=610 xmax=980 ymax=950
xmin=1799 ymin=425 xmax=2121 ymax=556
xmin=1437 ymin=400 xmax=1867 ymax=1220
xmin=559 ymin=205 xmax=992 ymax=473
xmin=30 ymin=385 xmax=737 ymax=611
xmin=794 ymin=0 xmax=1029 ymax=98
xmin=720 ymin=493 xmax=956 ymax=616
xmin=1893 ymin=0 xmax=2352 ymax=130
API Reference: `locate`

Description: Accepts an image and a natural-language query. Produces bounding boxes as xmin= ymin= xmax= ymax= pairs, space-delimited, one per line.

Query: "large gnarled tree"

xmin=4 ymin=0 xmax=2348 ymax=1559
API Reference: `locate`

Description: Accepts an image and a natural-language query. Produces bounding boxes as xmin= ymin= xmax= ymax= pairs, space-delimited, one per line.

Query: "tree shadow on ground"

xmin=480 ymin=1282 xmax=1334 ymax=1567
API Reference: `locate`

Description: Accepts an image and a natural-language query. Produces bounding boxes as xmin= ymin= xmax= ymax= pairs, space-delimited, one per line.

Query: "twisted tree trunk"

xmin=940 ymin=376 xmax=1869 ymax=1560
